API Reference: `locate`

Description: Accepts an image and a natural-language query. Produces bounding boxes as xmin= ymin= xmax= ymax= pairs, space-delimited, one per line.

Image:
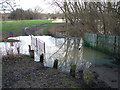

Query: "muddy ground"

xmin=2 ymin=54 xmax=83 ymax=88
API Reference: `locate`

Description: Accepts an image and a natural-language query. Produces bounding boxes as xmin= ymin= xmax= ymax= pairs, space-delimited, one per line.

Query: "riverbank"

xmin=1 ymin=35 xmax=119 ymax=89
xmin=2 ymin=54 xmax=82 ymax=88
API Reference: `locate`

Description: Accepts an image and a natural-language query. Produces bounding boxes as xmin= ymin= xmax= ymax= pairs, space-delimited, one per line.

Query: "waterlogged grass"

xmin=36 ymin=23 xmax=62 ymax=35
xmin=1 ymin=20 xmax=52 ymax=35
xmin=36 ymin=23 xmax=53 ymax=35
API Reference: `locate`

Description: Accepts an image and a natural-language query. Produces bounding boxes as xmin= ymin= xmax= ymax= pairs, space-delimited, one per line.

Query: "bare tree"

xmin=0 ymin=0 xmax=19 ymax=20
xmin=33 ymin=6 xmax=43 ymax=19
xmin=54 ymin=0 xmax=120 ymax=36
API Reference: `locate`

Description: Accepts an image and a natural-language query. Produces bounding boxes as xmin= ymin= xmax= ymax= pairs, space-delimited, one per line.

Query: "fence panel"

xmin=84 ymin=33 xmax=120 ymax=56
xmin=31 ymin=35 xmax=45 ymax=55
xmin=37 ymin=39 xmax=45 ymax=54
xmin=116 ymin=36 xmax=120 ymax=56
xmin=31 ymin=36 xmax=36 ymax=51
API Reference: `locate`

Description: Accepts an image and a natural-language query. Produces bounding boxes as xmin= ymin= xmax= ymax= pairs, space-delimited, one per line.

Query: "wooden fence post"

xmin=17 ymin=47 xmax=20 ymax=54
xmin=53 ymin=59 xmax=58 ymax=69
xmin=28 ymin=45 xmax=31 ymax=51
xmin=36 ymin=38 xmax=38 ymax=51
xmin=70 ymin=64 xmax=76 ymax=77
xmin=79 ymin=70 xmax=83 ymax=80
xmin=29 ymin=50 xmax=34 ymax=58
xmin=10 ymin=42 xmax=14 ymax=46
xmin=44 ymin=42 xmax=45 ymax=53
xmin=40 ymin=54 xmax=44 ymax=63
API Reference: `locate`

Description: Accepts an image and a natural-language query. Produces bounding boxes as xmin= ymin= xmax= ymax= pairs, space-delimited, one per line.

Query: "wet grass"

xmin=60 ymin=77 xmax=81 ymax=88
xmin=36 ymin=23 xmax=63 ymax=35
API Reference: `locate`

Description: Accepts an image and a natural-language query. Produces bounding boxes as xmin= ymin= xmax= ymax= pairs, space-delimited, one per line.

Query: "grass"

xmin=46 ymin=68 xmax=81 ymax=88
xmin=1 ymin=20 xmax=52 ymax=36
xmin=3 ymin=55 xmax=82 ymax=88
xmin=60 ymin=77 xmax=81 ymax=88
xmin=36 ymin=23 xmax=54 ymax=35
xmin=36 ymin=23 xmax=63 ymax=35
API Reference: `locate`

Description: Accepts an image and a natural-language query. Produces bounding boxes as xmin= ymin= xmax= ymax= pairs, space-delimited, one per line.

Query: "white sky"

xmin=17 ymin=0 xmax=61 ymax=13
xmin=1 ymin=0 xmax=119 ymax=13
xmin=16 ymin=0 xmax=120 ymax=13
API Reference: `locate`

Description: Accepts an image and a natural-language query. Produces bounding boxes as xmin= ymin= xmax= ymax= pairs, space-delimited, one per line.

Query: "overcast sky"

xmin=17 ymin=0 xmax=60 ymax=13
xmin=1 ymin=0 xmax=119 ymax=13
xmin=16 ymin=0 xmax=120 ymax=13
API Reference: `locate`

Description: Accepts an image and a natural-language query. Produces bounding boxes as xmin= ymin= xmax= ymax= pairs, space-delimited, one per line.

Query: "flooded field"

xmin=1 ymin=35 xmax=119 ymax=88
xmin=0 ymin=36 xmax=116 ymax=72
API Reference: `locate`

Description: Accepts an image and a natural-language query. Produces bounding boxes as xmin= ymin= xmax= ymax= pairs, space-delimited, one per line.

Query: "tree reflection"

xmin=51 ymin=37 xmax=83 ymax=72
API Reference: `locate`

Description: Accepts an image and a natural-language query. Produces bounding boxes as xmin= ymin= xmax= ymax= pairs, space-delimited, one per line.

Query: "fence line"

xmin=83 ymin=33 xmax=120 ymax=58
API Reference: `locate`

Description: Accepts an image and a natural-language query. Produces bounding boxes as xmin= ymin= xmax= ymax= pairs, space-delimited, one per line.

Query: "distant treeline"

xmin=1 ymin=8 xmax=64 ymax=20
xmin=8 ymin=8 xmax=42 ymax=20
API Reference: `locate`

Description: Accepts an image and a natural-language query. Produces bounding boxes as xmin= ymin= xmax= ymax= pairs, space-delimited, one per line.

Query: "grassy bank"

xmin=1 ymin=20 xmax=52 ymax=35
xmin=2 ymin=55 xmax=82 ymax=88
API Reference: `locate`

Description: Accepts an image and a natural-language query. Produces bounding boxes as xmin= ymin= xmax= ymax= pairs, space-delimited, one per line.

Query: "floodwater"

xmin=0 ymin=36 xmax=116 ymax=72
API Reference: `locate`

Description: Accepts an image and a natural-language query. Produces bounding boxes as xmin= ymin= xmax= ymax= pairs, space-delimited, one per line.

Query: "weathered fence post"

xmin=17 ymin=47 xmax=20 ymax=54
xmin=70 ymin=64 xmax=76 ymax=77
xmin=36 ymin=38 xmax=38 ymax=50
xmin=29 ymin=50 xmax=34 ymax=58
xmin=10 ymin=42 xmax=14 ymax=46
xmin=28 ymin=45 xmax=31 ymax=51
xmin=7 ymin=51 xmax=9 ymax=55
xmin=44 ymin=42 xmax=45 ymax=53
xmin=40 ymin=54 xmax=44 ymax=63
xmin=79 ymin=70 xmax=83 ymax=80
xmin=53 ymin=59 xmax=58 ymax=69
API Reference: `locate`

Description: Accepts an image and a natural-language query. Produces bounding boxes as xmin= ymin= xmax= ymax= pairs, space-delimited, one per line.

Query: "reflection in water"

xmin=83 ymin=47 xmax=115 ymax=66
xmin=57 ymin=38 xmax=83 ymax=72
xmin=0 ymin=36 xmax=115 ymax=73
xmin=52 ymin=37 xmax=93 ymax=72
xmin=0 ymin=36 xmax=31 ymax=56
